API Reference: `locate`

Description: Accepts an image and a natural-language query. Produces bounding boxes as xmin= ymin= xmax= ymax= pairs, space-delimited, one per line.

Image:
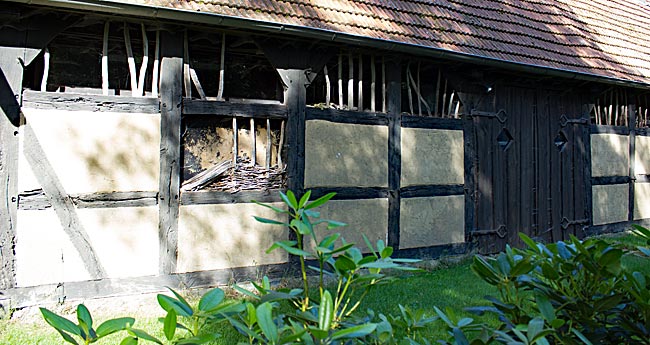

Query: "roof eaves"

xmin=9 ymin=0 xmax=650 ymax=89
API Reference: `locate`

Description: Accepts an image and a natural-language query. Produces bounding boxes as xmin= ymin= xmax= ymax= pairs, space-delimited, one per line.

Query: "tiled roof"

xmin=138 ymin=0 xmax=650 ymax=84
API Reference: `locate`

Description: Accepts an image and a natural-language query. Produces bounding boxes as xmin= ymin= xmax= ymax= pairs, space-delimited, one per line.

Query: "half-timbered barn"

xmin=1 ymin=0 xmax=650 ymax=307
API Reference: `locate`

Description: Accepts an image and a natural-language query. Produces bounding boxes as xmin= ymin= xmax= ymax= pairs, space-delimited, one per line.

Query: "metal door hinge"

xmin=470 ymin=109 xmax=507 ymax=123
xmin=561 ymin=217 xmax=589 ymax=230
xmin=472 ymin=224 xmax=507 ymax=238
xmin=559 ymin=115 xmax=590 ymax=127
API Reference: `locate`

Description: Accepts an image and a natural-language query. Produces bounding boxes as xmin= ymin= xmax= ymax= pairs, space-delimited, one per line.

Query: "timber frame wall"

xmin=1 ymin=4 xmax=649 ymax=308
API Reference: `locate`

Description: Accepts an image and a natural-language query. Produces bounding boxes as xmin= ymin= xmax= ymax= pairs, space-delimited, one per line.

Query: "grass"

xmin=1 ymin=233 xmax=648 ymax=344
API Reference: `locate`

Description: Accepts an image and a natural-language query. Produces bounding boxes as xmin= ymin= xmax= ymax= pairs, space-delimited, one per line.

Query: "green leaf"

xmin=252 ymin=200 xmax=288 ymax=214
xmin=157 ymin=294 xmax=193 ymax=317
xmin=326 ymin=220 xmax=346 ymax=230
xmin=127 ymin=328 xmax=162 ymax=344
xmin=176 ymin=333 xmax=220 ymax=344
xmin=256 ymin=303 xmax=278 ymax=343
xmin=40 ymin=307 xmax=82 ymax=337
xmin=232 ymin=284 xmax=260 ymax=300
xmin=119 ymin=336 xmax=138 ymax=345
xmin=331 ymin=323 xmax=377 ymax=340
xmin=163 ymin=310 xmax=177 ymax=341
xmin=318 ymin=233 xmax=341 ymax=249
xmin=452 ymin=327 xmax=470 ymax=345
xmin=571 ymin=329 xmax=593 ymax=345
xmin=318 ymin=291 xmax=334 ymax=331
xmin=253 ymin=216 xmax=287 ymax=226
xmin=55 ymin=329 xmax=80 ymax=345
xmin=76 ymin=304 xmax=93 ymax=339
xmin=519 ymin=233 xmax=539 ymax=251
xmin=266 ymin=240 xmax=298 ymax=254
xmin=535 ymin=293 xmax=556 ymax=323
xmin=198 ymin=288 xmax=225 ymax=313
xmin=96 ymin=317 xmax=135 ymax=338
xmin=305 ymin=192 xmax=336 ymax=210
xmin=527 ymin=317 xmax=545 ymax=341
xmin=298 ymin=190 xmax=311 ymax=209
xmin=281 ymin=190 xmax=298 ymax=211
xmin=267 ymin=240 xmax=313 ymax=257
xmin=291 ymin=219 xmax=312 ymax=235
xmin=380 ymin=246 xmax=394 ymax=259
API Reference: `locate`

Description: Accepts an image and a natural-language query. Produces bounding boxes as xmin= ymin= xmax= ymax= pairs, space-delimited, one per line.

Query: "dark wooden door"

xmin=472 ymin=86 xmax=589 ymax=253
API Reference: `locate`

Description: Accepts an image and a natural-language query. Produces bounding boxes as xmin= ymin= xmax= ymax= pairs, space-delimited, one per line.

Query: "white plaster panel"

xmin=177 ymin=203 xmax=288 ymax=273
xmin=592 ymin=184 xmax=629 ymax=225
xmin=304 ymin=120 xmax=388 ymax=188
xmin=309 ymin=199 xmax=389 ymax=252
xmin=634 ymin=183 xmax=650 ymax=220
xmin=14 ymin=207 xmax=158 ymax=287
xmin=400 ymin=195 xmax=465 ymax=249
xmin=401 ymin=128 xmax=464 ymax=186
xmin=635 ymin=135 xmax=650 ymax=175
xmin=19 ymin=108 xmax=160 ymax=194
xmin=590 ymin=134 xmax=629 ymax=177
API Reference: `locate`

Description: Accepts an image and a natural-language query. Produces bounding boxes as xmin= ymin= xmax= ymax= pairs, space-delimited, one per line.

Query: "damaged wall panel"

xmin=19 ymin=108 xmax=160 ymax=194
xmin=15 ymin=207 xmax=158 ymax=287
xmin=176 ymin=203 xmax=288 ymax=273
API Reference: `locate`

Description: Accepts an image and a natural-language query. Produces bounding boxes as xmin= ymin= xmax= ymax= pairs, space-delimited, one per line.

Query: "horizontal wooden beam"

xmin=309 ymin=187 xmax=389 ymax=200
xmin=18 ymin=191 xmax=158 ymax=210
xmin=22 ymin=90 xmax=159 ymax=114
xmin=400 ymin=184 xmax=465 ymax=198
xmin=401 ymin=115 xmax=464 ymax=130
xmin=591 ymin=176 xmax=630 ymax=185
xmin=3 ymin=262 xmax=293 ymax=309
xmin=306 ymin=108 xmax=389 ymax=126
xmin=393 ymin=242 xmax=471 ymax=260
xmin=586 ymin=218 xmax=650 ymax=237
xmin=635 ymin=127 xmax=650 ymax=137
xmin=590 ymin=125 xmax=630 ymax=135
xmin=180 ymin=190 xmax=282 ymax=205
xmin=636 ymin=176 xmax=650 ymax=183
xmin=182 ymin=99 xmax=288 ymax=119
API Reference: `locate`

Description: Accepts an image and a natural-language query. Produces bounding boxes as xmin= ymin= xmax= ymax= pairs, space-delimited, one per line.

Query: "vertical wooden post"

xmin=102 ymin=22 xmax=109 ymax=95
xmin=250 ymin=118 xmax=256 ymax=166
xmin=629 ymin=103 xmax=637 ymax=222
xmin=152 ymin=30 xmax=160 ymax=98
xmin=124 ymin=23 xmax=139 ymax=96
xmin=324 ymin=65 xmax=330 ymax=107
xmin=280 ymin=69 xmax=307 ymax=195
xmin=582 ymin=104 xmax=594 ymax=232
xmin=386 ymin=58 xmax=401 ymax=249
xmin=217 ymin=33 xmax=226 ymax=101
xmin=0 ymin=52 xmax=22 ymax=289
xmin=183 ymin=30 xmax=191 ymax=99
xmin=382 ymin=57 xmax=386 ymax=113
xmin=158 ymin=31 xmax=183 ymax=275
xmin=137 ymin=24 xmax=149 ymax=97
xmin=41 ymin=48 xmax=50 ymax=92
xmin=338 ymin=54 xmax=343 ymax=109
xmin=370 ymin=55 xmax=376 ymax=112
xmin=348 ymin=53 xmax=354 ymax=110
xmin=233 ymin=118 xmax=238 ymax=165
xmin=266 ymin=118 xmax=271 ymax=169
xmin=434 ymin=69 xmax=441 ymax=116
xmin=358 ymin=54 xmax=363 ymax=111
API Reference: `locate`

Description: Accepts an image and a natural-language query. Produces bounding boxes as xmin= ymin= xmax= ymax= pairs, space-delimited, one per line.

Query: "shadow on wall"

xmin=304 ymin=120 xmax=389 ymax=188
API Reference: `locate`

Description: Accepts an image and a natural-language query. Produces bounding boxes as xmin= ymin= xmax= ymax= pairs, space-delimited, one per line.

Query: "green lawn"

xmin=1 ymin=233 xmax=648 ymax=344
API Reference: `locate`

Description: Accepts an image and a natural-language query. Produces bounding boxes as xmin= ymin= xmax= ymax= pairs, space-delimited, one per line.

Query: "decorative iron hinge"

xmin=472 ymin=224 xmax=507 ymax=238
xmin=559 ymin=115 xmax=590 ymax=127
xmin=470 ymin=109 xmax=507 ymax=124
xmin=560 ymin=217 xmax=589 ymax=230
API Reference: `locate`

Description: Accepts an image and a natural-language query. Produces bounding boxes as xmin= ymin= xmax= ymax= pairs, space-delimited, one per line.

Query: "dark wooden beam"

xmin=386 ymin=58 xmax=402 ymax=249
xmin=0 ymin=50 xmax=23 ymax=289
xmin=18 ymin=191 xmax=158 ymax=210
xmin=400 ymin=185 xmax=464 ymax=198
xmin=585 ymin=219 xmax=650 ymax=237
xmin=279 ymin=69 xmax=308 ymax=198
xmin=583 ymin=105 xmax=594 ymax=229
xmin=22 ymin=90 xmax=160 ymax=113
xmin=401 ymin=115 xmax=464 ymax=130
xmin=464 ymin=97 xmax=477 ymax=243
xmin=4 ymin=262 xmax=294 ymax=309
xmin=158 ymin=30 xmax=183 ymax=275
xmin=309 ymin=187 xmax=389 ymax=200
xmin=629 ymin=103 xmax=636 ymax=222
xmin=305 ymin=108 xmax=389 ymax=126
xmin=182 ymin=99 xmax=287 ymax=119
xmin=394 ymin=242 xmax=470 ymax=260
xmin=591 ymin=176 xmax=631 ymax=185
xmin=180 ymin=190 xmax=282 ymax=205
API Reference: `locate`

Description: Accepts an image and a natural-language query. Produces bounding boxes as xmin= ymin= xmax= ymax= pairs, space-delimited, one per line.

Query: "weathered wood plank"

xmin=401 ymin=115 xmax=463 ymax=130
xmin=400 ymin=185 xmax=464 ymax=198
xmin=4 ymin=262 xmax=293 ymax=309
xmin=23 ymin=125 xmax=107 ymax=279
xmin=180 ymin=190 xmax=282 ymax=205
xmin=591 ymin=176 xmax=631 ymax=185
xmin=305 ymin=107 xmax=389 ymax=125
xmin=279 ymin=69 xmax=307 ymax=198
xmin=463 ymin=95 xmax=477 ymax=243
xmin=386 ymin=58 xmax=402 ymax=249
xmin=18 ymin=191 xmax=158 ymax=210
xmin=309 ymin=187 xmax=389 ymax=200
xmin=0 ymin=51 xmax=23 ymax=289
xmin=182 ymin=99 xmax=287 ymax=118
xmin=158 ymin=31 xmax=183 ymax=275
xmin=22 ymin=90 xmax=159 ymax=113
xmin=629 ymin=103 xmax=636 ymax=222
xmin=394 ymin=242 xmax=470 ymax=259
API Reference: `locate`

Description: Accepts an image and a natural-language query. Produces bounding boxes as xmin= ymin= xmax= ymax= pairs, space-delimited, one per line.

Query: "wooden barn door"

xmin=472 ymin=86 xmax=589 ymax=253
